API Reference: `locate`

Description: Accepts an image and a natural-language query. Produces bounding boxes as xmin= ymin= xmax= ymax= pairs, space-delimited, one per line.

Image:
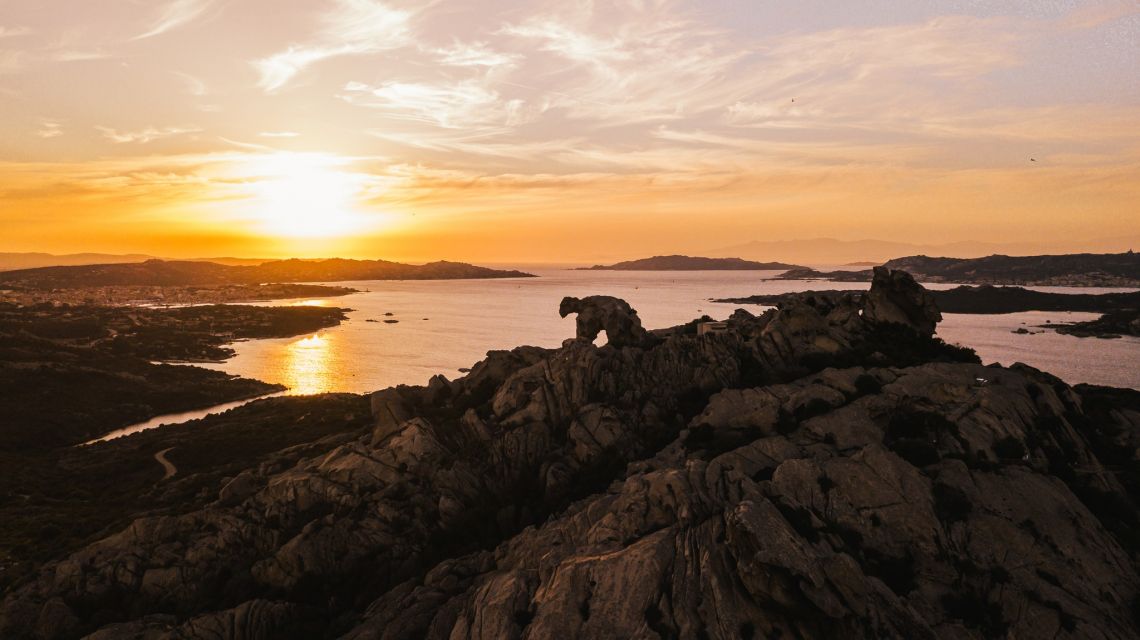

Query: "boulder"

xmin=862 ymin=267 xmax=942 ymax=336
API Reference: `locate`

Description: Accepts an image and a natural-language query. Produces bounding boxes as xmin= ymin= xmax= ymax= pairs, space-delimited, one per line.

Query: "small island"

xmin=1054 ymin=309 xmax=1140 ymax=339
xmin=773 ymin=251 xmax=1140 ymax=287
xmin=578 ymin=254 xmax=804 ymax=271
xmin=715 ymin=284 xmax=1140 ymax=338
xmin=717 ymin=285 xmax=1140 ymax=314
xmin=0 ymin=257 xmax=534 ymax=289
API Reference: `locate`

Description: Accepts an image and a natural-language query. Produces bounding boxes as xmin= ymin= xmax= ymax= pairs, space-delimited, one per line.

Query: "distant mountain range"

xmin=0 ymin=253 xmax=268 ymax=272
xmin=717 ymin=285 xmax=1140 ymax=315
xmin=0 ymin=259 xmax=533 ymax=288
xmin=776 ymin=252 xmax=1140 ymax=287
xmin=578 ymin=255 xmax=803 ymax=271
xmin=706 ymin=237 xmax=1140 ymax=265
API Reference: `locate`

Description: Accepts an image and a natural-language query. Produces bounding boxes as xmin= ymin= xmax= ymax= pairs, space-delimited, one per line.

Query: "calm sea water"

xmin=196 ymin=270 xmax=1140 ymax=394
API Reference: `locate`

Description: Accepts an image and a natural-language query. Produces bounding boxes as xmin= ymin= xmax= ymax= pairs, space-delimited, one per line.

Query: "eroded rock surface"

xmin=3 ymin=269 xmax=1140 ymax=640
xmin=559 ymin=295 xmax=656 ymax=348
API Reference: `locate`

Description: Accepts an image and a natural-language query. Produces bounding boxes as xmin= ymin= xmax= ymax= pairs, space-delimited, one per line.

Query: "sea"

xmin=92 ymin=269 xmax=1140 ymax=441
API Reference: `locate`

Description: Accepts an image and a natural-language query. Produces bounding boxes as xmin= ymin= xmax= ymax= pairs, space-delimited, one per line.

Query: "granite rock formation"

xmin=559 ymin=295 xmax=656 ymax=348
xmin=3 ymin=269 xmax=1140 ymax=639
xmin=861 ymin=267 xmax=942 ymax=335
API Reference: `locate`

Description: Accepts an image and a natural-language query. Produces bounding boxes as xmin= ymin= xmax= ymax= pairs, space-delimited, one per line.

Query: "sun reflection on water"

xmin=291 ymin=299 xmax=328 ymax=307
xmin=284 ymin=333 xmax=333 ymax=395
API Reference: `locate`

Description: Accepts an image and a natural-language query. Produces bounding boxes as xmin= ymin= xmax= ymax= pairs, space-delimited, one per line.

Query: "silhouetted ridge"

xmin=0 ymin=258 xmax=534 ymax=288
xmin=580 ymin=254 xmax=804 ymax=271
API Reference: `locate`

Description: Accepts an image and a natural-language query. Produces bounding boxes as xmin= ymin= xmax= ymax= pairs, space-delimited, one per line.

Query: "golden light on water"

xmin=283 ymin=333 xmax=334 ymax=395
xmin=291 ymin=300 xmax=329 ymax=307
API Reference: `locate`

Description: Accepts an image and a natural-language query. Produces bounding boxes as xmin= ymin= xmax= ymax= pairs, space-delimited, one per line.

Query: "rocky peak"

xmin=558 ymin=295 xmax=657 ymax=348
xmin=862 ymin=266 xmax=942 ymax=335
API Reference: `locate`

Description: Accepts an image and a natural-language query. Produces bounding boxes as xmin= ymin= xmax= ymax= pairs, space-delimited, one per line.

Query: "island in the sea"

xmin=0 ymin=257 xmax=534 ymax=289
xmin=715 ymin=285 xmax=1140 ymax=338
xmin=773 ymin=251 xmax=1140 ymax=286
xmin=578 ymin=254 xmax=805 ymax=271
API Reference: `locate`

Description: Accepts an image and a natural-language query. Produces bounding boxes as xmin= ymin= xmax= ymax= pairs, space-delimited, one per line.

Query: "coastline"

xmin=0 ymin=299 xmax=351 ymax=449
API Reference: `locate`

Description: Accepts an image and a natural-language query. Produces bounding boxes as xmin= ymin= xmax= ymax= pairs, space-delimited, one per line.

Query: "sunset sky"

xmin=1 ymin=0 xmax=1138 ymax=262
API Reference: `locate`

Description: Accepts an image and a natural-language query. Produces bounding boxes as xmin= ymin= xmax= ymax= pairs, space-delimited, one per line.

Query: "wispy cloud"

xmin=340 ymin=80 xmax=532 ymax=129
xmin=173 ymin=71 xmax=207 ymax=96
xmin=50 ymin=49 xmax=110 ymax=62
xmin=259 ymin=131 xmax=300 ymax=138
xmin=0 ymin=50 xmax=26 ymax=73
xmin=134 ymin=0 xmax=218 ymax=40
xmin=35 ymin=120 xmax=63 ymax=138
xmin=0 ymin=26 xmax=32 ymax=39
xmin=433 ymin=41 xmax=519 ymax=68
xmin=1061 ymin=1 xmax=1140 ymax=29
xmin=253 ymin=0 xmax=413 ymax=92
xmin=97 ymin=125 xmax=202 ymax=144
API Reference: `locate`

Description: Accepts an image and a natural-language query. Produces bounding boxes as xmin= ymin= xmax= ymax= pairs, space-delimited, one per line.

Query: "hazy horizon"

xmin=4 ymin=233 xmax=1140 ymax=269
xmin=2 ymin=1 xmax=1139 ymax=261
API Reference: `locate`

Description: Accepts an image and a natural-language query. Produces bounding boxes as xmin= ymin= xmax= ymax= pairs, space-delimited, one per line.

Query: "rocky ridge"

xmin=577 ymin=255 xmax=803 ymax=271
xmin=772 ymin=252 xmax=1140 ymax=287
xmin=0 ymin=259 xmax=533 ymax=289
xmin=3 ymin=268 xmax=1140 ymax=639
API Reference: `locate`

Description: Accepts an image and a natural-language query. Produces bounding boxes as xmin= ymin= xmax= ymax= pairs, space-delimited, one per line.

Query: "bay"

xmin=197 ymin=269 xmax=1140 ymax=393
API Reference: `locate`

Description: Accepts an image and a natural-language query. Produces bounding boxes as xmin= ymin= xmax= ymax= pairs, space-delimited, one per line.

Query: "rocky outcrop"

xmin=348 ymin=364 xmax=1140 ymax=640
xmin=4 ymin=270 xmax=1139 ymax=639
xmin=558 ymin=295 xmax=656 ymax=348
xmin=1056 ymin=309 xmax=1140 ymax=339
xmin=862 ymin=267 xmax=941 ymax=335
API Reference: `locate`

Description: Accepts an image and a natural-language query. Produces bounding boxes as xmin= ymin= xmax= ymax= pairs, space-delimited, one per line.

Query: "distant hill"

xmin=0 ymin=252 xmax=269 ymax=272
xmin=707 ymin=236 xmax=1140 ymax=264
xmin=774 ymin=252 xmax=1140 ymax=287
xmin=717 ymin=285 xmax=1140 ymax=314
xmin=0 ymin=253 xmax=155 ymax=272
xmin=883 ymin=253 xmax=1140 ymax=286
xmin=0 ymin=259 xmax=534 ymax=289
xmin=580 ymin=255 xmax=803 ymax=271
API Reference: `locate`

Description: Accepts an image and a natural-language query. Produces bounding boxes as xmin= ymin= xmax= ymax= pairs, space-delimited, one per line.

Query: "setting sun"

xmin=244 ymin=153 xmax=371 ymax=238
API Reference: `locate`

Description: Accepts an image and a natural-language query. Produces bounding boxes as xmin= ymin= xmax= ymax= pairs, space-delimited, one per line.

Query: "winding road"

xmin=154 ymin=447 xmax=177 ymax=481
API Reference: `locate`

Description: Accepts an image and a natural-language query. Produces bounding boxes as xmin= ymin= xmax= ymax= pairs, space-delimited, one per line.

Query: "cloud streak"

xmin=97 ymin=126 xmax=202 ymax=144
xmin=134 ymin=0 xmax=217 ymax=40
xmin=253 ymin=0 xmax=413 ymax=92
xmin=35 ymin=120 xmax=63 ymax=138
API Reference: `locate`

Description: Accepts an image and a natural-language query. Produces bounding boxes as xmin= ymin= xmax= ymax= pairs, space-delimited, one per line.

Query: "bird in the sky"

xmin=1030 ymin=158 xmax=1037 ymax=162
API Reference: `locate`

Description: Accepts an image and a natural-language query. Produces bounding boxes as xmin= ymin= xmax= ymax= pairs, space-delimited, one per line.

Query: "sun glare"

xmin=285 ymin=333 xmax=333 ymax=395
xmin=246 ymin=153 xmax=370 ymax=238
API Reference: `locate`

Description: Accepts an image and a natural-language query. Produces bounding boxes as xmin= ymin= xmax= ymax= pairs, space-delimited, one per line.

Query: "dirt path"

xmin=155 ymin=447 xmax=177 ymax=481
